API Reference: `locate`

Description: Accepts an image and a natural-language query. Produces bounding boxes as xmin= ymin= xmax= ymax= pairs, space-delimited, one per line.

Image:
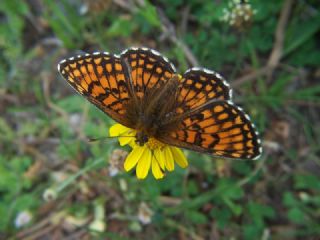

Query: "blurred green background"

xmin=1 ymin=0 xmax=320 ymax=239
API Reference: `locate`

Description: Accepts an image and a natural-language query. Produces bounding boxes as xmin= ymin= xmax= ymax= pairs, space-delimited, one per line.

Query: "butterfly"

xmin=57 ymin=47 xmax=262 ymax=160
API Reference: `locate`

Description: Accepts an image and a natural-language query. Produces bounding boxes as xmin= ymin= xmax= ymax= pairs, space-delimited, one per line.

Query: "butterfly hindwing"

xmin=175 ymin=68 xmax=232 ymax=114
xmin=58 ymin=52 xmax=132 ymax=126
xmin=120 ymin=47 xmax=176 ymax=98
xmin=162 ymin=100 xmax=262 ymax=159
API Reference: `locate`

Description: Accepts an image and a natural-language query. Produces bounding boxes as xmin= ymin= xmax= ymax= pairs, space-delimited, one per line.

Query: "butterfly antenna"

xmin=88 ymin=135 xmax=135 ymax=143
xmin=88 ymin=136 xmax=112 ymax=142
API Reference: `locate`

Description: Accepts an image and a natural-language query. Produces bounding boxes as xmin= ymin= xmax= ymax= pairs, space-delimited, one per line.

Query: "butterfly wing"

xmin=120 ymin=47 xmax=176 ymax=98
xmin=175 ymin=68 xmax=232 ymax=114
xmin=161 ymin=100 xmax=262 ymax=159
xmin=57 ymin=52 xmax=133 ymax=127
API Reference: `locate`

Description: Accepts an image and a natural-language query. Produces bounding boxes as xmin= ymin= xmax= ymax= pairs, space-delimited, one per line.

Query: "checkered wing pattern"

xmin=57 ymin=52 xmax=132 ymax=126
xmin=162 ymin=101 xmax=262 ymax=159
xmin=175 ymin=68 xmax=232 ymax=114
xmin=120 ymin=47 xmax=176 ymax=98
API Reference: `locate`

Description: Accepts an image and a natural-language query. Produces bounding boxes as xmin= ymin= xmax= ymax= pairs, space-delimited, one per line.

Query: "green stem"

xmin=56 ymin=158 xmax=105 ymax=192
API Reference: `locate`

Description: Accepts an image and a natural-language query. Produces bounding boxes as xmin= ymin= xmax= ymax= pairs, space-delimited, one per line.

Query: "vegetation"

xmin=1 ymin=0 xmax=320 ymax=239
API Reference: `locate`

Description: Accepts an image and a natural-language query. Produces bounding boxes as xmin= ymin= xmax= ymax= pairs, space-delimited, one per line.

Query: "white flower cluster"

xmin=221 ymin=0 xmax=257 ymax=28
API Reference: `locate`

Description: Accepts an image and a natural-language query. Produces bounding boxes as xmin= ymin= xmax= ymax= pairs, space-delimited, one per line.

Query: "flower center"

xmin=146 ymin=138 xmax=166 ymax=150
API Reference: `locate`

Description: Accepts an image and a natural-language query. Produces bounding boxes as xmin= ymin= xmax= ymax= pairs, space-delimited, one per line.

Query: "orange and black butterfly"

xmin=57 ymin=47 xmax=262 ymax=159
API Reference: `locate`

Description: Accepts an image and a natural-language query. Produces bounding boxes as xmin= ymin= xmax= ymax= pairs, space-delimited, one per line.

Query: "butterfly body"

xmin=125 ymin=74 xmax=181 ymax=146
xmin=58 ymin=47 xmax=262 ymax=160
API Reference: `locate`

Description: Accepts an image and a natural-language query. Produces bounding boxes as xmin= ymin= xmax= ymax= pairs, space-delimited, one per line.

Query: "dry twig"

xmin=42 ymin=72 xmax=68 ymax=119
xmin=157 ymin=8 xmax=199 ymax=67
xmin=112 ymin=0 xmax=199 ymax=67
xmin=232 ymin=66 xmax=271 ymax=88
xmin=267 ymin=0 xmax=294 ymax=77
xmin=232 ymin=0 xmax=294 ymax=86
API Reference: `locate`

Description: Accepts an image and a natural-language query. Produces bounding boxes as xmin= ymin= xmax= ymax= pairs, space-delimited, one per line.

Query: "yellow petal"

xmin=164 ymin=147 xmax=174 ymax=171
xmin=109 ymin=123 xmax=129 ymax=137
xmin=151 ymin=156 xmax=164 ymax=179
xmin=171 ymin=147 xmax=188 ymax=168
xmin=128 ymin=139 xmax=138 ymax=148
xmin=136 ymin=147 xmax=152 ymax=179
xmin=124 ymin=146 xmax=145 ymax=171
xmin=119 ymin=136 xmax=134 ymax=146
xmin=154 ymin=148 xmax=165 ymax=170
xmin=110 ymin=123 xmax=136 ymax=146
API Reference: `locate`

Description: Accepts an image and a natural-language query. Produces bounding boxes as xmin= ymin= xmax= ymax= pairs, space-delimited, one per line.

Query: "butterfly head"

xmin=135 ymin=131 xmax=149 ymax=146
xmin=135 ymin=131 xmax=167 ymax=151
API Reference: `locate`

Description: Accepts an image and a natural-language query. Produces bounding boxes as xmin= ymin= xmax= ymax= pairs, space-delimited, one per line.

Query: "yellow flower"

xmin=109 ymin=123 xmax=188 ymax=179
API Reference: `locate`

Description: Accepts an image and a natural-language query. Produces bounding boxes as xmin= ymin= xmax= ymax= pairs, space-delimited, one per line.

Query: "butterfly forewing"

xmin=120 ymin=48 xmax=176 ymax=98
xmin=175 ymin=68 xmax=232 ymax=114
xmin=161 ymin=101 xmax=262 ymax=159
xmin=58 ymin=52 xmax=132 ymax=126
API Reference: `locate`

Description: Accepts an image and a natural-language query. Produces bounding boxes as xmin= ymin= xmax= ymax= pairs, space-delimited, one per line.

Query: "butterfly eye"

xmin=135 ymin=132 xmax=149 ymax=146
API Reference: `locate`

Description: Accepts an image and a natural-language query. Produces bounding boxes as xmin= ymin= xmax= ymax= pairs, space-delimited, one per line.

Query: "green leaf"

xmin=289 ymin=39 xmax=320 ymax=66
xmin=287 ymin=207 xmax=305 ymax=224
xmin=268 ymin=74 xmax=293 ymax=96
xmin=14 ymin=194 xmax=39 ymax=211
xmin=56 ymin=140 xmax=80 ymax=159
xmin=136 ymin=1 xmax=160 ymax=28
xmin=107 ymin=18 xmax=135 ymax=37
xmin=247 ymin=202 xmax=275 ymax=226
xmin=243 ymin=224 xmax=263 ymax=240
xmin=232 ymin=161 xmax=253 ymax=175
xmin=56 ymin=95 xmax=85 ymax=112
xmin=84 ymin=121 xmax=109 ymax=139
xmin=185 ymin=210 xmax=208 ymax=224
xmin=283 ymin=192 xmax=299 ymax=207
xmin=187 ymin=180 xmax=199 ymax=196
xmin=0 ymin=118 xmax=14 ymax=140
xmin=223 ymin=198 xmax=242 ymax=216
xmin=294 ymin=174 xmax=320 ymax=191
xmin=215 ymin=178 xmax=244 ymax=200
xmin=294 ymin=86 xmax=320 ymax=100
xmin=284 ymin=14 xmax=320 ymax=57
xmin=210 ymin=207 xmax=232 ymax=229
xmin=43 ymin=0 xmax=84 ymax=48
xmin=0 ymin=202 xmax=11 ymax=231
